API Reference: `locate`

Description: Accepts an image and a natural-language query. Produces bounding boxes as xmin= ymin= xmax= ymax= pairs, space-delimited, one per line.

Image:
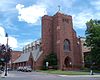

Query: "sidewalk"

xmin=0 ymin=71 xmax=6 ymax=78
xmin=0 ymin=71 xmax=11 ymax=78
xmin=58 ymin=74 xmax=100 ymax=77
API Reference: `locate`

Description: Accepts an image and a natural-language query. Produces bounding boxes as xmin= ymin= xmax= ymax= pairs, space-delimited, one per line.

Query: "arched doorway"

xmin=64 ymin=56 xmax=72 ymax=68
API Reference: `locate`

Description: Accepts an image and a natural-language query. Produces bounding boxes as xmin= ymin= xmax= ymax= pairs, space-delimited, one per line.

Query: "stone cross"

xmin=58 ymin=5 xmax=61 ymax=12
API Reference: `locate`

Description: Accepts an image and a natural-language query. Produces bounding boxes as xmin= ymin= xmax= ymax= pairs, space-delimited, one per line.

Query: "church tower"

xmin=42 ymin=12 xmax=82 ymax=70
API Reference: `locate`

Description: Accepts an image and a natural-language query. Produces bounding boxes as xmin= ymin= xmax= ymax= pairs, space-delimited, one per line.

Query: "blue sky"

xmin=0 ymin=0 xmax=100 ymax=51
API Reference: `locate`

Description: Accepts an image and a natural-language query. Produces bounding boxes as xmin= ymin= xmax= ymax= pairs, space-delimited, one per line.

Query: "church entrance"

xmin=64 ymin=56 xmax=72 ymax=70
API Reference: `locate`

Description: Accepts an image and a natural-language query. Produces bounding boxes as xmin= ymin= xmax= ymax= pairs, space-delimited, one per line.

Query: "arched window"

xmin=63 ymin=39 xmax=70 ymax=52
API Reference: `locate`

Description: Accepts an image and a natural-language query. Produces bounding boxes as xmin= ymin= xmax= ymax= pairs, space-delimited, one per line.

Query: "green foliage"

xmin=39 ymin=70 xmax=89 ymax=75
xmin=0 ymin=44 xmax=12 ymax=63
xmin=86 ymin=19 xmax=100 ymax=47
xmin=42 ymin=53 xmax=58 ymax=70
xmin=85 ymin=19 xmax=100 ymax=69
xmin=84 ymin=53 xmax=91 ymax=68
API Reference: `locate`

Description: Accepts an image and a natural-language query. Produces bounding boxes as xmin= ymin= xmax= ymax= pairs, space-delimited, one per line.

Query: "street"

xmin=0 ymin=71 xmax=100 ymax=80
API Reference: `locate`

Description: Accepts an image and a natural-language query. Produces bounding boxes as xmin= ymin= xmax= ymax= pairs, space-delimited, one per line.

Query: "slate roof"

xmin=32 ymin=48 xmax=43 ymax=61
xmin=13 ymin=52 xmax=30 ymax=63
xmin=13 ymin=48 xmax=43 ymax=63
xmin=13 ymin=39 xmax=43 ymax=63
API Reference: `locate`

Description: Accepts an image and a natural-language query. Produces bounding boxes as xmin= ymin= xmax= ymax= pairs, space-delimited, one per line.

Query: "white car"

xmin=17 ymin=67 xmax=23 ymax=71
xmin=17 ymin=66 xmax=32 ymax=72
xmin=23 ymin=66 xmax=32 ymax=72
xmin=26 ymin=67 xmax=32 ymax=72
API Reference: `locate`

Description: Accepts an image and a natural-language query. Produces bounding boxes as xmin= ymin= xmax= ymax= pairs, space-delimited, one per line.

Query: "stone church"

xmin=12 ymin=12 xmax=82 ymax=70
xmin=42 ymin=12 xmax=82 ymax=70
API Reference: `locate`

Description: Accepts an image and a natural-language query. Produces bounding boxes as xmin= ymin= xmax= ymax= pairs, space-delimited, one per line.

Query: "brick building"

xmin=8 ymin=51 xmax=22 ymax=69
xmin=80 ymin=37 xmax=91 ymax=67
xmin=12 ymin=39 xmax=43 ymax=70
xmin=41 ymin=12 xmax=82 ymax=70
xmin=13 ymin=12 xmax=83 ymax=70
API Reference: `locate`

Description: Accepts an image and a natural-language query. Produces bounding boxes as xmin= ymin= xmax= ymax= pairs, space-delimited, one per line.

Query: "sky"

xmin=0 ymin=0 xmax=100 ymax=51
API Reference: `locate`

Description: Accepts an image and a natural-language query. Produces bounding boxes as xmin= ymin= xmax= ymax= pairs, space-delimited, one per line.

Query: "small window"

xmin=62 ymin=19 xmax=65 ymax=22
xmin=62 ymin=18 xmax=69 ymax=23
xmin=66 ymin=19 xmax=69 ymax=23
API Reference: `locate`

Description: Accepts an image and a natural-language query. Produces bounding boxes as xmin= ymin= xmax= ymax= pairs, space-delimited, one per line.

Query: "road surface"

xmin=0 ymin=71 xmax=100 ymax=80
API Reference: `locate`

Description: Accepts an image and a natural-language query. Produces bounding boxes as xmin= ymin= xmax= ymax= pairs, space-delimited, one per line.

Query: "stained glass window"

xmin=64 ymin=39 xmax=70 ymax=52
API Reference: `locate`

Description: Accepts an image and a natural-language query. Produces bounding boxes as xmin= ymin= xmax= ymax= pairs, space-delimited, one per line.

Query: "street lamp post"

xmin=4 ymin=33 xmax=8 ymax=76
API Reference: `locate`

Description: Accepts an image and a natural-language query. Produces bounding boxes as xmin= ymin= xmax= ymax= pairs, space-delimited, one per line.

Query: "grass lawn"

xmin=37 ymin=70 xmax=90 ymax=75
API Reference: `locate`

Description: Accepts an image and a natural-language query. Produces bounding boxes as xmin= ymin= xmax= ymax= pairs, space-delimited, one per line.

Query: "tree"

xmin=85 ymin=19 xmax=100 ymax=69
xmin=0 ymin=44 xmax=6 ymax=62
xmin=0 ymin=44 xmax=11 ymax=65
xmin=42 ymin=53 xmax=58 ymax=70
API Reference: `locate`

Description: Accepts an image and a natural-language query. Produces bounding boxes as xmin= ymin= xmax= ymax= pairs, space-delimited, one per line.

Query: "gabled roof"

xmin=32 ymin=48 xmax=43 ymax=61
xmin=13 ymin=40 xmax=43 ymax=63
xmin=13 ymin=49 xmax=43 ymax=63
xmin=13 ymin=52 xmax=30 ymax=63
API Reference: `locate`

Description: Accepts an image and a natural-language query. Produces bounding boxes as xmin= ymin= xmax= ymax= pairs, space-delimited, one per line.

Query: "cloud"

xmin=8 ymin=37 xmax=18 ymax=48
xmin=17 ymin=39 xmax=35 ymax=50
xmin=0 ymin=0 xmax=17 ymax=12
xmin=0 ymin=26 xmax=18 ymax=49
xmin=0 ymin=0 xmax=19 ymax=32
xmin=0 ymin=27 xmax=5 ymax=37
xmin=4 ymin=18 xmax=19 ymax=31
xmin=16 ymin=0 xmax=75 ymax=24
xmin=16 ymin=4 xmax=47 ymax=24
xmin=90 ymin=0 xmax=100 ymax=10
xmin=72 ymin=9 xmax=100 ymax=29
xmin=72 ymin=10 xmax=94 ymax=29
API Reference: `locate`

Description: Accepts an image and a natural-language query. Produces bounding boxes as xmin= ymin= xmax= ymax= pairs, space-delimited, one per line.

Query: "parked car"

xmin=22 ymin=66 xmax=27 ymax=72
xmin=23 ymin=66 xmax=32 ymax=72
xmin=25 ymin=67 xmax=32 ymax=72
xmin=17 ymin=67 xmax=23 ymax=71
xmin=17 ymin=66 xmax=32 ymax=72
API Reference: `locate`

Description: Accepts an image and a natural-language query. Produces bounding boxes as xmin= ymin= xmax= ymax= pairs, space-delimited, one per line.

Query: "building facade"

xmin=13 ymin=39 xmax=43 ymax=70
xmin=9 ymin=51 xmax=22 ymax=69
xmin=42 ymin=12 xmax=82 ymax=70
xmin=80 ymin=37 xmax=91 ymax=67
xmin=13 ymin=12 xmax=83 ymax=70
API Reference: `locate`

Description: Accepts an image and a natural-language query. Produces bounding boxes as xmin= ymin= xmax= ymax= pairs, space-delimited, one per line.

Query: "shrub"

xmin=42 ymin=53 xmax=58 ymax=70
